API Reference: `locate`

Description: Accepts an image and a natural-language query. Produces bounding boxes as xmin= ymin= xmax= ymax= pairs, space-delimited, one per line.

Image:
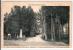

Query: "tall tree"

xmin=4 ymin=6 xmax=36 ymax=39
xmin=41 ymin=6 xmax=69 ymax=41
xmin=4 ymin=6 xmax=21 ymax=39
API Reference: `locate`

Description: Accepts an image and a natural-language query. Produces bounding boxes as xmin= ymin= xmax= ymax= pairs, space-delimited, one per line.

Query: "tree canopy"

xmin=41 ymin=6 xmax=69 ymax=25
xmin=4 ymin=6 xmax=35 ymax=36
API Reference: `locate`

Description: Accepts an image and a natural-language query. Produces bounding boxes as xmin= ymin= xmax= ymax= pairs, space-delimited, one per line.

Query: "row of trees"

xmin=41 ymin=6 xmax=69 ymax=44
xmin=4 ymin=6 xmax=69 ymax=44
xmin=4 ymin=6 xmax=35 ymax=39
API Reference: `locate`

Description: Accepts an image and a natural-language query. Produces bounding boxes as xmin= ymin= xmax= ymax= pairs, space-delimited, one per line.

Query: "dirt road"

xmin=4 ymin=34 xmax=68 ymax=48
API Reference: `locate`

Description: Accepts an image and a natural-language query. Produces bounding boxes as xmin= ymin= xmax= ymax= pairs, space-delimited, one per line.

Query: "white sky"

xmin=1 ymin=2 xmax=42 ymax=12
xmin=1 ymin=1 xmax=71 ymax=18
xmin=1 ymin=2 xmax=44 ymax=18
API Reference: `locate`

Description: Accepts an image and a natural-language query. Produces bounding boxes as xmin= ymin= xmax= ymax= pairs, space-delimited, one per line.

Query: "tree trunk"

xmin=51 ymin=15 xmax=55 ymax=41
xmin=42 ymin=16 xmax=47 ymax=40
xmin=19 ymin=29 xmax=22 ymax=38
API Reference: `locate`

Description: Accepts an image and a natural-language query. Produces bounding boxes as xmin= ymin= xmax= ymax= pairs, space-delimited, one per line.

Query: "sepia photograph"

xmin=1 ymin=1 xmax=71 ymax=48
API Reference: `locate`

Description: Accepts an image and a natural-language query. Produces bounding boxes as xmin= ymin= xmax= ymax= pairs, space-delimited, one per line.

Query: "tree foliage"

xmin=41 ymin=6 xmax=69 ymax=25
xmin=41 ymin=6 xmax=69 ymax=42
xmin=4 ymin=6 xmax=35 ymax=37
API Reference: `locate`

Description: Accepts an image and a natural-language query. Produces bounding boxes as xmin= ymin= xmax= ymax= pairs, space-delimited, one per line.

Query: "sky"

xmin=1 ymin=1 xmax=71 ymax=19
xmin=1 ymin=2 xmax=42 ymax=18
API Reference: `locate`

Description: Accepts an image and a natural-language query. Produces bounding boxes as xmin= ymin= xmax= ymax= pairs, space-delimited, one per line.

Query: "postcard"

xmin=1 ymin=1 xmax=72 ymax=48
